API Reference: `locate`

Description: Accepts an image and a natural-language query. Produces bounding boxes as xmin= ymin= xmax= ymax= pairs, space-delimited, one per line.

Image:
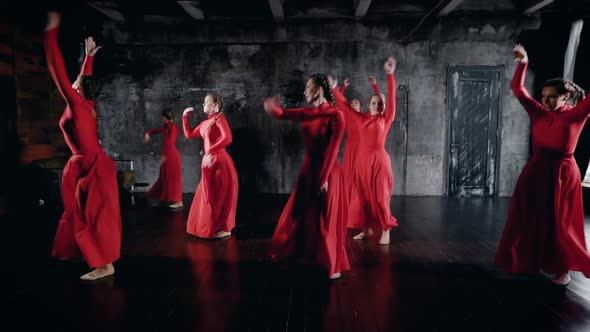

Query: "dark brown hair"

xmin=544 ymin=78 xmax=586 ymax=105
xmin=79 ymin=75 xmax=98 ymax=101
xmin=309 ymin=73 xmax=336 ymax=106
xmin=161 ymin=109 xmax=174 ymax=120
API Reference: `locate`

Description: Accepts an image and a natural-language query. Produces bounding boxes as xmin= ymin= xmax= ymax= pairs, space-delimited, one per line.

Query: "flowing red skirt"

xmin=186 ymin=149 xmax=238 ymax=239
xmin=342 ymin=142 xmax=366 ymax=227
xmin=270 ymin=160 xmax=350 ymax=277
xmin=52 ymin=152 xmax=122 ymax=268
xmin=146 ymin=149 xmax=182 ymax=202
xmin=348 ymin=148 xmax=398 ymax=231
xmin=495 ymin=152 xmax=590 ymax=277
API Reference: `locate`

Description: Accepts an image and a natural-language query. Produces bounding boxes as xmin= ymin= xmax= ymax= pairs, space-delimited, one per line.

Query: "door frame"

xmin=444 ymin=65 xmax=504 ymax=197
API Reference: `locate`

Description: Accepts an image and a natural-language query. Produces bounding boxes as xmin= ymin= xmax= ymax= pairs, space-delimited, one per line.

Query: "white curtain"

xmin=563 ymin=19 xmax=584 ymax=81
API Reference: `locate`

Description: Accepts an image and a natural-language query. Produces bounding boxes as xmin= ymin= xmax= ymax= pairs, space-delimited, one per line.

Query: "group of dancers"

xmin=44 ymin=11 xmax=590 ymax=285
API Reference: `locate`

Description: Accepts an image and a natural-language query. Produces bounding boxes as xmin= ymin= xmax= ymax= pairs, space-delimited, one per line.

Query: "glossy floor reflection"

xmin=5 ymin=195 xmax=590 ymax=331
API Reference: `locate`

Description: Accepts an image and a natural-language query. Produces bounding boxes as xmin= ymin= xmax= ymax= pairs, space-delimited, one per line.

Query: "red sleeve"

xmin=145 ymin=126 xmax=165 ymax=135
xmin=44 ymin=27 xmax=83 ymax=108
xmin=79 ymin=55 xmax=94 ymax=76
xmin=207 ymin=116 xmax=232 ymax=153
xmin=511 ymin=62 xmax=543 ymax=115
xmin=372 ymin=83 xmax=380 ymax=94
xmin=571 ymin=95 xmax=590 ymax=122
xmin=269 ymin=105 xmax=336 ymax=121
xmin=332 ymin=87 xmax=363 ymax=120
xmin=183 ymin=114 xmax=202 ymax=139
xmin=320 ymin=110 xmax=345 ymax=185
xmin=383 ymin=73 xmax=396 ymax=124
xmin=339 ymin=85 xmax=347 ymax=93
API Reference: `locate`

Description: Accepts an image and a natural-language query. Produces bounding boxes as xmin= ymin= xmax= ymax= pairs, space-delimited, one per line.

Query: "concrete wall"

xmin=89 ymin=17 xmax=535 ymax=196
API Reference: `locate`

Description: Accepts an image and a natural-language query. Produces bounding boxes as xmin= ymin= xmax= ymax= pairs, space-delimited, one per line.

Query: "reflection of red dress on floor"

xmin=44 ymin=27 xmax=121 ymax=268
xmin=144 ymin=121 xmax=183 ymax=202
xmin=268 ymin=103 xmax=350 ymax=277
xmin=183 ymin=113 xmax=238 ymax=239
xmin=186 ymin=238 xmax=240 ymax=330
xmin=333 ymin=74 xmax=398 ymax=231
xmin=495 ymin=62 xmax=590 ymax=277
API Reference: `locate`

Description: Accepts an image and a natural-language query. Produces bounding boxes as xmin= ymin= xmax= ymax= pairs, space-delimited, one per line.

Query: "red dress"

xmin=268 ymin=102 xmax=350 ymax=277
xmin=336 ymin=82 xmax=382 ymax=227
xmin=333 ymin=74 xmax=398 ymax=231
xmin=183 ymin=113 xmax=238 ymax=239
xmin=495 ymin=62 xmax=590 ymax=276
xmin=44 ymin=27 xmax=121 ymax=268
xmin=144 ymin=121 xmax=183 ymax=203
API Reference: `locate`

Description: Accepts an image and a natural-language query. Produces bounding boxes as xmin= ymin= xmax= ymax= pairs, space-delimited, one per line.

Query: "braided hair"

xmin=309 ymin=73 xmax=336 ymax=106
xmin=544 ymin=78 xmax=587 ymax=105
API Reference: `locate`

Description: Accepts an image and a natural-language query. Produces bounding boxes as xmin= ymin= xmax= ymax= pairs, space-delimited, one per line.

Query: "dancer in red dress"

xmin=44 ymin=11 xmax=121 ymax=280
xmin=263 ymin=73 xmax=350 ymax=279
xmin=495 ymin=45 xmax=590 ymax=286
xmin=338 ymin=76 xmax=380 ymax=112
xmin=182 ymin=94 xmax=238 ymax=239
xmin=332 ymin=76 xmax=382 ymax=240
xmin=329 ymin=57 xmax=399 ymax=245
xmin=143 ymin=109 xmax=183 ymax=208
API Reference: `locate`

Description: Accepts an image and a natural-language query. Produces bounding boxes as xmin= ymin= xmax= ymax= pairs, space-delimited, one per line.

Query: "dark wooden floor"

xmin=5 ymin=194 xmax=590 ymax=332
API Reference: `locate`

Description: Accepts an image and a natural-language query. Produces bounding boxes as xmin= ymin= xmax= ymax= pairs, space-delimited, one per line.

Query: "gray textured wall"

xmin=94 ymin=17 xmax=534 ymax=196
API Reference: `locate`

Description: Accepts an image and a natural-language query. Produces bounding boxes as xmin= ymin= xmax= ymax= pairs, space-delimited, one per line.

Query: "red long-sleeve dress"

xmin=336 ymin=82 xmax=382 ymax=226
xmin=268 ymin=102 xmax=350 ymax=277
xmin=44 ymin=27 xmax=121 ymax=268
xmin=144 ymin=121 xmax=183 ymax=203
xmin=495 ymin=62 xmax=590 ymax=277
xmin=333 ymin=74 xmax=398 ymax=231
xmin=183 ymin=113 xmax=238 ymax=239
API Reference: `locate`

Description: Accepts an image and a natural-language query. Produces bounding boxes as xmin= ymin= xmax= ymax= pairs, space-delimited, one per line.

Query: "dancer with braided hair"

xmin=263 ymin=73 xmax=349 ymax=279
xmin=495 ymin=44 xmax=590 ymax=286
xmin=182 ymin=93 xmax=238 ymax=239
xmin=329 ymin=57 xmax=399 ymax=245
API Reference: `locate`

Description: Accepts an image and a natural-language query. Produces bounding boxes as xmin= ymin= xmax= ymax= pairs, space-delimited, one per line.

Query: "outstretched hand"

xmin=368 ymin=75 xmax=377 ymax=85
xmin=513 ymin=44 xmax=528 ymax=64
xmin=384 ymin=56 xmax=396 ymax=74
xmin=85 ymin=37 xmax=102 ymax=56
xmin=263 ymin=96 xmax=280 ymax=113
xmin=343 ymin=78 xmax=351 ymax=88
xmin=183 ymin=107 xmax=194 ymax=117
xmin=143 ymin=133 xmax=151 ymax=143
xmin=327 ymin=75 xmax=338 ymax=89
xmin=45 ymin=11 xmax=61 ymax=31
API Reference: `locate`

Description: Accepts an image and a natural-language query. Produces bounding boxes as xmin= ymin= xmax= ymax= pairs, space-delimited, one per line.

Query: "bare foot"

xmin=378 ymin=229 xmax=390 ymax=245
xmin=80 ymin=264 xmax=115 ymax=280
xmin=330 ymin=272 xmax=341 ymax=280
xmin=353 ymin=228 xmax=373 ymax=240
xmin=551 ymin=272 xmax=571 ymax=286
xmin=214 ymin=231 xmax=231 ymax=239
xmin=169 ymin=201 xmax=184 ymax=209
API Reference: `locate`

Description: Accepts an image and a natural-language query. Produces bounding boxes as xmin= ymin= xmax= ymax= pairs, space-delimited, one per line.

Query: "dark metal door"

xmin=448 ymin=67 xmax=501 ymax=196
